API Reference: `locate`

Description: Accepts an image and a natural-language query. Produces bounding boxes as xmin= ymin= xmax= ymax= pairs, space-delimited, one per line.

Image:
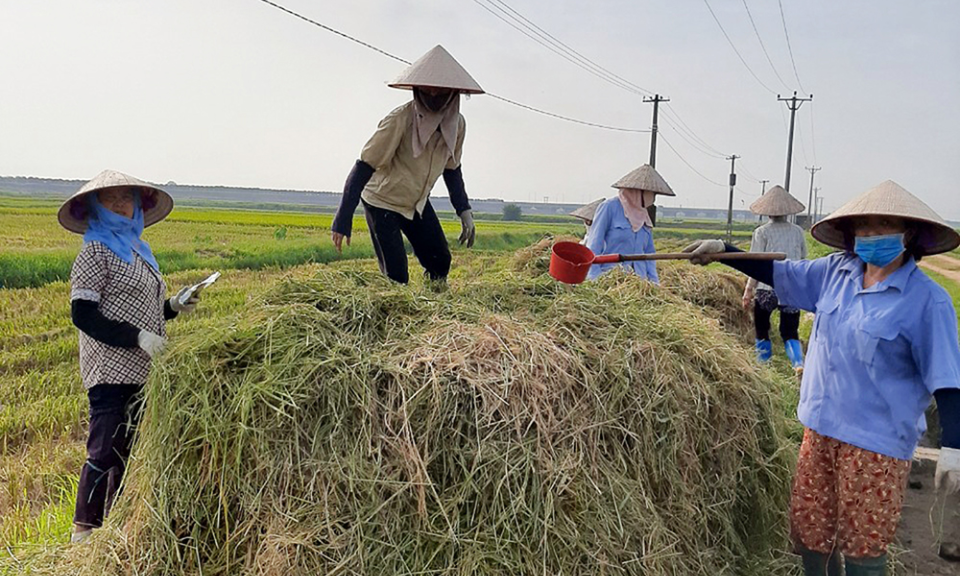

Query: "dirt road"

xmin=919 ymin=254 xmax=960 ymax=284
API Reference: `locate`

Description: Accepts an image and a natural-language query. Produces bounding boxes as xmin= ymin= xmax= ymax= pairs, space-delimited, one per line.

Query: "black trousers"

xmin=754 ymin=298 xmax=800 ymax=341
xmin=363 ymin=200 xmax=451 ymax=284
xmin=73 ymin=384 xmax=143 ymax=528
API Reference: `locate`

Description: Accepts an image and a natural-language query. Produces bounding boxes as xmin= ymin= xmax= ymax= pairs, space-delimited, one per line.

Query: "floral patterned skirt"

xmin=790 ymin=428 xmax=911 ymax=559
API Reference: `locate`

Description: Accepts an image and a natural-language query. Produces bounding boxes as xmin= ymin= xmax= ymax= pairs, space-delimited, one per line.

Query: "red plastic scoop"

xmin=548 ymin=241 xmax=786 ymax=284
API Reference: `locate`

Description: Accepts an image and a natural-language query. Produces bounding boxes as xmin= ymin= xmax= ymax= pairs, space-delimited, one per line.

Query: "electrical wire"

xmin=658 ymin=115 xmax=727 ymax=159
xmin=479 ymin=0 xmax=654 ymax=96
xmin=255 ymin=0 xmax=647 ymax=132
xmin=777 ymin=0 xmax=808 ymax=95
xmin=702 ymin=0 xmax=777 ymax=95
xmin=661 ymin=106 xmax=728 ymax=157
xmin=472 ymin=0 xmax=647 ymax=97
xmin=741 ymin=0 xmax=792 ymax=92
xmin=658 ymin=132 xmax=727 ymax=187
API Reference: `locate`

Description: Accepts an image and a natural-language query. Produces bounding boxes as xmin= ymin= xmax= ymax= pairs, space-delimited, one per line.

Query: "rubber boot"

xmin=845 ymin=554 xmax=886 ymax=575
xmin=799 ymin=548 xmax=842 ymax=576
xmin=785 ymin=339 xmax=805 ymax=369
xmin=755 ymin=339 xmax=772 ymax=362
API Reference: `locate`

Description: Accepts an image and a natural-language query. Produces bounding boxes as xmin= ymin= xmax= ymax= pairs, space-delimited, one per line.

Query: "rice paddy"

xmin=3 ymin=196 xmax=954 ymax=575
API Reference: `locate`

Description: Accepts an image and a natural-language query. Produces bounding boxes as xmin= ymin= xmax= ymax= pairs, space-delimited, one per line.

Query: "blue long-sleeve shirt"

xmin=585 ymin=197 xmax=658 ymax=283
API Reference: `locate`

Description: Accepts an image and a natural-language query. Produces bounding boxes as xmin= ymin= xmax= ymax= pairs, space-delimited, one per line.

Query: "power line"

xmin=777 ymin=0 xmax=808 ymax=95
xmin=480 ymin=0 xmax=653 ymax=95
xmin=659 ymin=132 xmax=727 ymax=187
xmin=702 ymin=0 xmax=777 ymax=95
xmin=486 ymin=93 xmax=649 ymax=132
xmin=659 ymin=115 xmax=727 ymax=159
xmin=257 ymin=0 xmax=410 ymax=65
xmin=256 ymin=0 xmax=647 ymax=133
xmin=473 ymin=0 xmax=736 ymax=160
xmin=471 ymin=0 xmax=647 ymax=97
xmin=741 ymin=0 xmax=792 ymax=91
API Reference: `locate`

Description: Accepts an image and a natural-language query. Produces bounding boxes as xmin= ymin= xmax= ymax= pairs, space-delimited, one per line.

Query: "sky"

xmin=1 ymin=0 xmax=958 ymax=219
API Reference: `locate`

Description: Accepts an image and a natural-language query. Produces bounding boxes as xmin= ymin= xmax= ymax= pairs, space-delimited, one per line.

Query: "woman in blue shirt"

xmin=586 ymin=164 xmax=675 ymax=283
xmin=684 ymin=180 xmax=960 ymax=576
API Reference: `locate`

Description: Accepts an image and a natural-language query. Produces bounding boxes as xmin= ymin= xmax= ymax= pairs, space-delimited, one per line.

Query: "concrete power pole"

xmin=726 ymin=155 xmax=740 ymax=242
xmin=778 ymin=91 xmax=813 ymax=194
xmin=643 ymin=94 xmax=669 ymax=168
xmin=816 ymin=196 xmax=824 ymax=222
xmin=760 ymin=179 xmax=769 ymax=195
xmin=805 ymin=166 xmax=821 ymax=228
xmin=812 ymin=186 xmax=821 ymax=224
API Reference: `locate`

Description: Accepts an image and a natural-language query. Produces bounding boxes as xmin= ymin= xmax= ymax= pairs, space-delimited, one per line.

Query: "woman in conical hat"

xmin=60 ymin=170 xmax=204 ymax=542
xmin=570 ymin=198 xmax=604 ymax=244
xmin=331 ymin=45 xmax=483 ymax=284
xmin=585 ymin=164 xmax=674 ymax=283
xmin=684 ymin=180 xmax=960 ymax=574
xmin=742 ymin=185 xmax=808 ymax=368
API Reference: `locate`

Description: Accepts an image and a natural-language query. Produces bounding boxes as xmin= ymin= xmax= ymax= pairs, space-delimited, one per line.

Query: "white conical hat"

xmin=388 ymin=45 xmax=484 ymax=94
xmin=749 ymin=185 xmax=805 ymax=216
xmin=811 ymin=180 xmax=960 ymax=255
xmin=570 ymin=198 xmax=605 ymax=222
xmin=611 ymin=164 xmax=675 ymax=197
xmin=58 ymin=170 xmax=174 ymax=234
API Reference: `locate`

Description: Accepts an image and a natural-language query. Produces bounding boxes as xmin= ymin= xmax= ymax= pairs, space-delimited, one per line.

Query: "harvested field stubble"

xmin=40 ymin=264 xmax=796 ymax=575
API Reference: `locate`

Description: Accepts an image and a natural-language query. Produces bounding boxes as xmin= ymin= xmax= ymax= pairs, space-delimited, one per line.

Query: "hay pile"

xmin=53 ymin=261 xmax=795 ymax=575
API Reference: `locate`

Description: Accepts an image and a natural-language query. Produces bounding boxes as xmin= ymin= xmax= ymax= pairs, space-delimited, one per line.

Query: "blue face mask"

xmin=854 ymin=233 xmax=905 ymax=267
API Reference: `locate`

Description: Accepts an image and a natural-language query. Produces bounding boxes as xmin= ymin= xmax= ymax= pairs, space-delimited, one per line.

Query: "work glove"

xmin=682 ymin=239 xmax=726 ymax=265
xmin=742 ymin=285 xmax=755 ymax=311
xmin=458 ymin=209 xmax=476 ymax=248
xmin=137 ymin=330 xmax=167 ymax=358
xmin=936 ymin=446 xmax=960 ymax=495
xmin=170 ymin=286 xmax=200 ymax=314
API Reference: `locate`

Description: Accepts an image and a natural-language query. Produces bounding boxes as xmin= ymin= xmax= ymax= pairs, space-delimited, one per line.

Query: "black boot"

xmin=799 ymin=547 xmax=842 ymax=576
xmin=845 ymin=554 xmax=886 ymax=576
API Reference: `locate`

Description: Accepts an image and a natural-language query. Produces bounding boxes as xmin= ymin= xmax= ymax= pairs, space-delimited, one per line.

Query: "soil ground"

xmin=919 ymin=255 xmax=960 ymax=284
xmin=897 ymin=451 xmax=959 ymax=575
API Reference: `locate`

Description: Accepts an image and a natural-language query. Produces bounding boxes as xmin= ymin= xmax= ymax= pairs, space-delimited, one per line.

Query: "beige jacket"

xmin=360 ymin=102 xmax=466 ymax=219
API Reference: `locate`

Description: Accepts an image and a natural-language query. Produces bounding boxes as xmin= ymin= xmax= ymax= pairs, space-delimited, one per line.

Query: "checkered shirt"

xmin=70 ymin=241 xmax=167 ymax=389
xmin=748 ymin=220 xmax=808 ymax=292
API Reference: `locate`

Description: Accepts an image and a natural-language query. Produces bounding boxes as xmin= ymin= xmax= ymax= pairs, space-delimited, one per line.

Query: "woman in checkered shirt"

xmin=58 ymin=170 xmax=202 ymax=543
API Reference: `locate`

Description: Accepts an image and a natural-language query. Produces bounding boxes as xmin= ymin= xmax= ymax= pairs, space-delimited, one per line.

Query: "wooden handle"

xmin=604 ymin=252 xmax=787 ymax=262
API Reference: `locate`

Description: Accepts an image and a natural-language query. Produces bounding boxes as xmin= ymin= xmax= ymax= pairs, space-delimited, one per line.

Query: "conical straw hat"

xmin=749 ymin=185 xmax=805 ymax=216
xmin=811 ymin=180 xmax=960 ymax=255
xmin=58 ymin=169 xmax=174 ymax=234
xmin=570 ymin=198 xmax=604 ymax=222
xmin=611 ymin=164 xmax=675 ymax=197
xmin=388 ymin=45 xmax=484 ymax=94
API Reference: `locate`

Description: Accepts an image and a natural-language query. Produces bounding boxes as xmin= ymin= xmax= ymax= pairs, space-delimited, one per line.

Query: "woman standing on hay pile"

xmin=59 ymin=170 xmax=202 ymax=543
xmin=742 ymin=185 xmax=809 ymax=369
xmin=585 ymin=164 xmax=675 ymax=283
xmin=684 ymin=180 xmax=960 ymax=575
xmin=331 ymin=45 xmax=482 ymax=284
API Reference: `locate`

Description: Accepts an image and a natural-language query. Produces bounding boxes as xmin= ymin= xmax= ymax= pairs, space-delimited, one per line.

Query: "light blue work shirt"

xmin=585 ymin=197 xmax=658 ymax=283
xmin=774 ymin=253 xmax=960 ymax=460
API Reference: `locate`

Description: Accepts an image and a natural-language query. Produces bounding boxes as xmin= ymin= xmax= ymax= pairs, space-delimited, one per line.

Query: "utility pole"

xmin=812 ymin=186 xmax=821 ymax=224
xmin=804 ymin=166 xmax=821 ymax=228
xmin=778 ymin=91 xmax=813 ymax=194
xmin=816 ymin=196 xmax=824 ymax=222
xmin=726 ymin=155 xmax=740 ymax=242
xmin=759 ymin=179 xmax=769 ymax=195
xmin=643 ymin=94 xmax=669 ymax=168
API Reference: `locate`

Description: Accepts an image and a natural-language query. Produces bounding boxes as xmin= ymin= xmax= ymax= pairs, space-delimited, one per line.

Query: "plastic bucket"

xmin=549 ymin=241 xmax=597 ymax=284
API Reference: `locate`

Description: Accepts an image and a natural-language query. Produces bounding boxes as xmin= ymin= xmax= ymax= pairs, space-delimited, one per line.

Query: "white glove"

xmin=137 ymin=330 xmax=167 ymax=358
xmin=936 ymin=447 xmax=960 ymax=495
xmin=681 ymin=239 xmax=726 ymax=265
xmin=458 ymin=209 xmax=475 ymax=248
xmin=170 ymin=286 xmax=200 ymax=314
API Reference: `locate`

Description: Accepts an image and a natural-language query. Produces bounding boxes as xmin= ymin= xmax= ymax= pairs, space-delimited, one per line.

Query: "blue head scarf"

xmin=83 ymin=190 xmax=160 ymax=271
